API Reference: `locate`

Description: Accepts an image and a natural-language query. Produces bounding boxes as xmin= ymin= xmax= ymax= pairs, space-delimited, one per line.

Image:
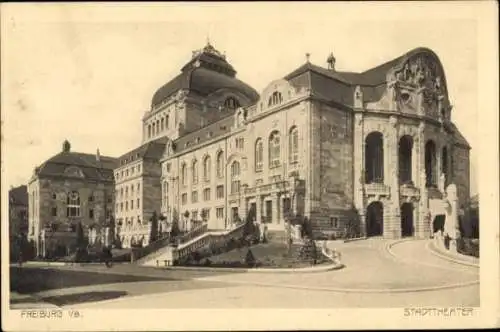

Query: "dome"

xmin=151 ymin=42 xmax=259 ymax=109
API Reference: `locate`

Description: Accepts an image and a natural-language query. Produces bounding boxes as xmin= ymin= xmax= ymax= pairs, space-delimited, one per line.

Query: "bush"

xmin=299 ymin=237 xmax=318 ymax=265
xmin=458 ymin=238 xmax=479 ymax=258
xmin=245 ymin=249 xmax=256 ymax=267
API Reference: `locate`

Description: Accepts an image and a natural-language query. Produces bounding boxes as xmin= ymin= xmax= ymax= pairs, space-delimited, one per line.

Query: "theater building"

xmin=126 ymin=42 xmax=471 ymax=241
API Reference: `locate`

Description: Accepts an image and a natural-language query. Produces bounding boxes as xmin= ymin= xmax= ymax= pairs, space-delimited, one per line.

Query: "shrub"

xmin=299 ymin=237 xmax=318 ymax=265
xmin=245 ymin=249 xmax=256 ymax=267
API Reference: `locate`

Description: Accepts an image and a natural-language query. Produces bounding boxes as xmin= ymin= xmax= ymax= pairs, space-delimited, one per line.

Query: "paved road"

xmin=10 ymin=239 xmax=479 ymax=309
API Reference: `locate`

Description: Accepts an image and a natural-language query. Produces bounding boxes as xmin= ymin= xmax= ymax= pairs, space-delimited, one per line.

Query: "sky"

xmin=1 ymin=3 xmax=484 ymax=195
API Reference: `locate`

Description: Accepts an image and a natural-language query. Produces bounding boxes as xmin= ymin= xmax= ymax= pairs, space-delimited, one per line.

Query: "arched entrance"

xmin=400 ymin=203 xmax=414 ymax=237
xmin=366 ymin=201 xmax=383 ymax=237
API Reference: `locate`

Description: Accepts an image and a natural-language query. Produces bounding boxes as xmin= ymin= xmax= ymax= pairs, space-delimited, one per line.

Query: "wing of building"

xmin=27 ymin=140 xmax=118 ymax=257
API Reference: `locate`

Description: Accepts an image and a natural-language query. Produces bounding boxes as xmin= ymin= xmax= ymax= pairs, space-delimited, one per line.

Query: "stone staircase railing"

xmin=141 ymin=222 xmax=246 ymax=267
xmin=132 ymin=224 xmax=208 ymax=265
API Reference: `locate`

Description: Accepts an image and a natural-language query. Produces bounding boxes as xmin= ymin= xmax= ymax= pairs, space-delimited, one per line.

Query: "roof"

xmin=151 ymin=43 xmax=259 ymax=109
xmin=171 ymin=115 xmax=235 ymax=155
xmin=118 ymin=136 xmax=169 ymax=166
xmin=9 ymin=185 xmax=28 ymax=206
xmin=449 ymin=122 xmax=471 ymax=149
xmin=35 ymin=151 xmax=118 ymax=182
xmin=284 ymin=47 xmax=446 ymax=104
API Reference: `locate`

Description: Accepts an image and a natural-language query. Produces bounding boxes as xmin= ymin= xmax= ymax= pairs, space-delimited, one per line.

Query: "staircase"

xmin=138 ymin=222 xmax=246 ymax=267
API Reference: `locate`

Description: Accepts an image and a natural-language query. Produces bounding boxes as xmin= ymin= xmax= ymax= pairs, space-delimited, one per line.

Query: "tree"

xmin=149 ymin=211 xmax=159 ymax=243
xmin=76 ymin=222 xmax=85 ymax=249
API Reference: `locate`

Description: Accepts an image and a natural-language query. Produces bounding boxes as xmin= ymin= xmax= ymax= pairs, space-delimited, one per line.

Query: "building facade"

xmin=9 ymin=185 xmax=29 ymax=260
xmin=157 ymin=45 xmax=470 ymax=239
xmin=114 ymin=42 xmax=470 ymax=244
xmin=27 ymin=140 xmax=117 ymax=257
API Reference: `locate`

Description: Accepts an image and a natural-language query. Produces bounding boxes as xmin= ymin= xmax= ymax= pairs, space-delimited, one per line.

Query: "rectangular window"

xmin=137 ymin=198 xmax=140 ymax=209
xmin=191 ymin=191 xmax=198 ymax=203
xmin=125 ymin=201 xmax=128 ymax=211
xmin=89 ymin=209 xmax=94 ymax=219
xmin=51 ymin=207 xmax=57 ymax=217
xmin=203 ymin=188 xmax=211 ymax=201
xmin=216 ymin=185 xmax=224 ymax=199
xmin=107 ymin=197 xmax=112 ymax=203
xmin=192 ymin=210 xmax=198 ymax=221
xmin=137 ymin=183 xmax=140 ymax=192
xmin=216 ymin=207 xmax=224 ymax=219
xmin=181 ymin=193 xmax=188 ymax=205
xmin=131 ymin=200 xmax=134 ymax=209
xmin=202 ymin=208 xmax=210 ymax=220
xmin=120 ymin=202 xmax=123 ymax=211
xmin=88 ymin=195 xmax=94 ymax=202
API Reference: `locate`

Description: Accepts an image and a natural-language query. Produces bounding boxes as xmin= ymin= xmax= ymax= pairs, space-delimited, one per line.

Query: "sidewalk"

xmin=9 ymin=292 xmax=60 ymax=310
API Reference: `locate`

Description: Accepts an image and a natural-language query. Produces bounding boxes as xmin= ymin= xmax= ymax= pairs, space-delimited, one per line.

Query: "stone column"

xmin=387 ymin=116 xmax=401 ymax=239
xmin=256 ymin=195 xmax=262 ymax=223
xmin=271 ymin=193 xmax=279 ymax=227
xmin=353 ymin=113 xmax=366 ymax=236
xmin=445 ymin=184 xmax=460 ymax=252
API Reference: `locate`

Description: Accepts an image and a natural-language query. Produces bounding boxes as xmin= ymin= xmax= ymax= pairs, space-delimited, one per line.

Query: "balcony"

xmin=400 ymin=184 xmax=420 ymax=198
xmin=364 ymin=182 xmax=390 ymax=197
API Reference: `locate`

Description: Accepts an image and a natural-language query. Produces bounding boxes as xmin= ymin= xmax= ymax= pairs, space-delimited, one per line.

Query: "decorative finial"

xmin=327 ymin=52 xmax=336 ymax=70
xmin=306 ymin=53 xmax=311 ymax=63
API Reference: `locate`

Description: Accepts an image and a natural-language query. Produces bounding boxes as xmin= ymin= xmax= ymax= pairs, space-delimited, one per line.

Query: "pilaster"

xmin=388 ymin=116 xmax=401 ymax=238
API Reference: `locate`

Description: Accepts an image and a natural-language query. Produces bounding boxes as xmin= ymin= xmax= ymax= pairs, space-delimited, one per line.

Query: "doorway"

xmin=400 ymin=203 xmax=414 ymax=237
xmin=265 ymin=200 xmax=272 ymax=223
xmin=366 ymin=201 xmax=383 ymax=237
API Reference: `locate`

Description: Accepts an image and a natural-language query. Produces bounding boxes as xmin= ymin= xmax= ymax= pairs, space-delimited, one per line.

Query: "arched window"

xmin=442 ymin=146 xmax=448 ymax=179
xmin=365 ymin=132 xmax=384 ymax=183
xmin=166 ymin=115 xmax=170 ymax=129
xmin=152 ymin=122 xmax=156 ymax=137
xmin=269 ymin=131 xmax=281 ymax=168
xmin=255 ymin=138 xmax=263 ymax=172
xmin=268 ymin=91 xmax=283 ymax=107
xmin=230 ymin=161 xmax=241 ymax=194
xmin=156 ymin=120 xmax=160 ymax=135
xmin=147 ymin=124 xmax=152 ymax=138
xmin=203 ymin=156 xmax=211 ymax=182
xmin=181 ymin=163 xmax=187 ymax=186
xmin=66 ymin=191 xmax=81 ymax=217
xmin=224 ymin=97 xmax=240 ymax=110
xmin=289 ymin=126 xmax=299 ymax=164
xmin=161 ymin=118 xmax=165 ymax=131
xmin=192 ymin=159 xmax=198 ymax=184
xmin=425 ymin=140 xmax=437 ymax=187
xmin=216 ymin=151 xmax=224 ymax=178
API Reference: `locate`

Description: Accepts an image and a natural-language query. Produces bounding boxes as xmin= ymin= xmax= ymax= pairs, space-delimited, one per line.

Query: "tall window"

xmin=230 ymin=161 xmax=241 ymax=194
xmin=156 ymin=120 xmax=160 ymax=135
xmin=216 ymin=150 xmax=224 ymax=178
xmin=166 ymin=115 xmax=170 ymax=128
xmin=203 ymin=188 xmax=211 ymax=201
xmin=152 ymin=123 xmax=156 ymax=137
xmin=161 ymin=118 xmax=165 ymax=131
xmin=203 ymin=156 xmax=211 ymax=182
xmin=425 ymin=140 xmax=437 ymax=187
xmin=192 ymin=159 xmax=199 ymax=184
xmin=66 ymin=191 xmax=81 ymax=217
xmin=148 ymin=124 xmax=152 ymax=138
xmin=163 ymin=181 xmax=168 ymax=207
xmin=268 ymin=91 xmax=283 ymax=107
xmin=216 ymin=185 xmax=224 ymax=199
xmin=181 ymin=163 xmax=187 ymax=186
xmin=289 ymin=126 xmax=299 ymax=164
xmin=269 ymin=131 xmax=281 ymax=168
xmin=255 ymin=139 xmax=263 ymax=172
xmin=365 ymin=132 xmax=384 ymax=183
xmin=181 ymin=193 xmax=188 ymax=205
xmin=191 ymin=191 xmax=198 ymax=203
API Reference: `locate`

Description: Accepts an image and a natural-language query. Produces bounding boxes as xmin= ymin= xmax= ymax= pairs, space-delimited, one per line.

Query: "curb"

xmin=163 ymin=263 xmax=344 ymax=274
xmin=426 ymin=241 xmax=479 ymax=268
xmin=196 ymin=277 xmax=480 ymax=294
xmin=21 ymin=261 xmax=129 ymax=267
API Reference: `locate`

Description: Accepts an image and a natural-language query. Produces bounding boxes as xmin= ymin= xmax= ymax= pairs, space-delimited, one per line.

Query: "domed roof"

xmin=151 ymin=42 xmax=259 ymax=109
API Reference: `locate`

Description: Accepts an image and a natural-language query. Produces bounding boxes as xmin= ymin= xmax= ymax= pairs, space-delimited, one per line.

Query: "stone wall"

xmin=452 ymin=145 xmax=471 ymax=208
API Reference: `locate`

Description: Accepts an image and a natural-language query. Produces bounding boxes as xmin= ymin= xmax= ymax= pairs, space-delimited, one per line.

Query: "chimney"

xmin=96 ymin=149 xmax=101 ymax=162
